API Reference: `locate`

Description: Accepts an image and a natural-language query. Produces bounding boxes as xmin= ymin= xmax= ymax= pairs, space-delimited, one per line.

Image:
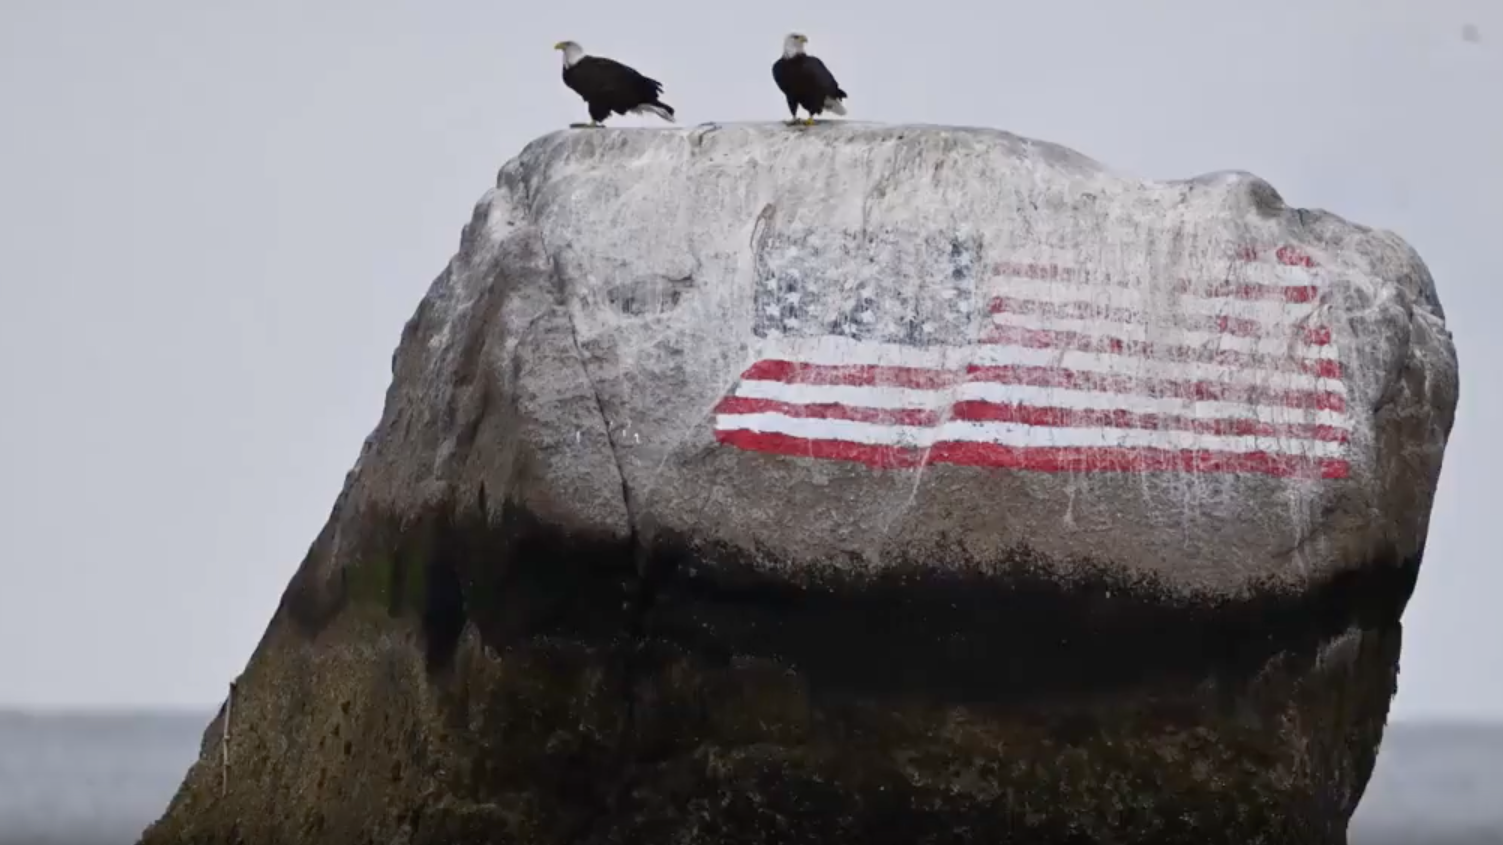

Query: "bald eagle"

xmin=554 ymin=41 xmax=675 ymax=128
xmin=772 ymin=33 xmax=848 ymax=126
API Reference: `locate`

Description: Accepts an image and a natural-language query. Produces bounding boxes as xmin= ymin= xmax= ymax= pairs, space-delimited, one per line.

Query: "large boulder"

xmin=140 ymin=123 xmax=1458 ymax=845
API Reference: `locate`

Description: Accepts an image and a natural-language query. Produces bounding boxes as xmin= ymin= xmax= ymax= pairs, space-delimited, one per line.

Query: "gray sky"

xmin=0 ymin=0 xmax=1497 ymax=720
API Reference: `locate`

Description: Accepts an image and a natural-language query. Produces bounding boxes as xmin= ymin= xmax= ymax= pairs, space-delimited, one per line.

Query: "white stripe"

xmin=760 ymin=335 xmax=973 ymax=370
xmin=1253 ymin=262 xmax=1323 ymax=287
xmin=731 ymin=379 xmax=1353 ymax=429
xmin=754 ymin=338 xmax=1342 ymax=394
xmin=989 ymin=312 xmax=1339 ymax=359
xmin=991 ymin=259 xmax=1325 ymax=289
xmin=984 ymin=276 xmax=1323 ymax=326
xmin=753 ymin=334 xmax=1338 ymax=374
xmin=976 ymin=347 xmax=1344 ymax=394
xmin=714 ymin=413 xmax=1349 ymax=458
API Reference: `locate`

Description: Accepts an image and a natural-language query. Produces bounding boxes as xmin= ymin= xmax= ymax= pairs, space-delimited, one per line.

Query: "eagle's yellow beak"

xmin=553 ymin=41 xmax=565 ymax=50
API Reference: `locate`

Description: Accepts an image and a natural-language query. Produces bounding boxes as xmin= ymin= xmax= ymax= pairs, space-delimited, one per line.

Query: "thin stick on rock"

xmin=222 ymin=681 xmax=236 ymax=797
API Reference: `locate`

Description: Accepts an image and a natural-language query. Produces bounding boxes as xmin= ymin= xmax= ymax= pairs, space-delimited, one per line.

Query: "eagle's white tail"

xmin=824 ymin=97 xmax=847 ymax=116
xmin=631 ymin=103 xmax=676 ymax=123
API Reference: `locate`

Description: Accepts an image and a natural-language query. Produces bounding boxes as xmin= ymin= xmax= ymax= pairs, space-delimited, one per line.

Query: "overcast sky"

xmin=0 ymin=0 xmax=1497 ymax=720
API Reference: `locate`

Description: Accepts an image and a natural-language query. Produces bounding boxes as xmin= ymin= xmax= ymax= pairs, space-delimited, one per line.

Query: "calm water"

xmin=0 ymin=711 xmax=1499 ymax=844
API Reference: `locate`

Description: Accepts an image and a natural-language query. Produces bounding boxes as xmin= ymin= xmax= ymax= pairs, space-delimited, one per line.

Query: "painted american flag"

xmin=712 ymin=232 xmax=1350 ymax=479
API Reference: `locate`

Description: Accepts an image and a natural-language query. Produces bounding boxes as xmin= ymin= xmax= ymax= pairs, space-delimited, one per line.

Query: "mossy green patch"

xmin=345 ymin=550 xmax=396 ymax=610
xmin=343 ymin=517 xmax=433 ymax=618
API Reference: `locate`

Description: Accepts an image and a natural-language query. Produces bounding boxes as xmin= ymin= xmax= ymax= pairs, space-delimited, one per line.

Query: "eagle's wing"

xmin=580 ymin=56 xmax=663 ymax=98
xmin=803 ymin=56 xmax=847 ymax=98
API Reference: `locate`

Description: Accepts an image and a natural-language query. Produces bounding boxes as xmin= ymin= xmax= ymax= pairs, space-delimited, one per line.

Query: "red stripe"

xmin=741 ymin=359 xmax=960 ymax=390
xmin=979 ymin=324 xmax=1342 ymax=379
xmin=1276 ymin=245 xmax=1316 ymax=267
xmin=1173 ymin=280 xmax=1320 ymax=304
xmin=990 ymin=262 xmax=1105 ymax=284
xmin=989 ymin=296 xmax=1329 ymax=344
xmin=990 ymin=252 xmax=1322 ymax=304
xmin=714 ymin=430 xmax=1349 ymax=479
xmin=1235 ymin=245 xmax=1319 ymax=267
xmin=713 ymin=395 xmax=942 ymax=427
xmin=738 ymin=360 xmax=1345 ymax=413
xmin=714 ymin=396 xmax=1349 ymax=443
xmin=1304 ymin=325 xmax=1332 ymax=345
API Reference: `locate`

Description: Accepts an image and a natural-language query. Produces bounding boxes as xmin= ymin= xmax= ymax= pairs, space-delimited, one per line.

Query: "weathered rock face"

xmin=140 ymin=123 xmax=1458 ymax=845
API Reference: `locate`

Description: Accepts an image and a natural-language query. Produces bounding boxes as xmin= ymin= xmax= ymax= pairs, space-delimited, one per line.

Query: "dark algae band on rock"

xmin=642 ymin=530 xmax=1423 ymax=705
xmin=315 ymin=497 xmax=1423 ymax=701
xmin=138 ymin=123 xmax=1458 ymax=845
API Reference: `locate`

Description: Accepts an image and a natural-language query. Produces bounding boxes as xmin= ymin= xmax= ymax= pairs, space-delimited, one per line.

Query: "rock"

xmin=139 ymin=122 xmax=1458 ymax=845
